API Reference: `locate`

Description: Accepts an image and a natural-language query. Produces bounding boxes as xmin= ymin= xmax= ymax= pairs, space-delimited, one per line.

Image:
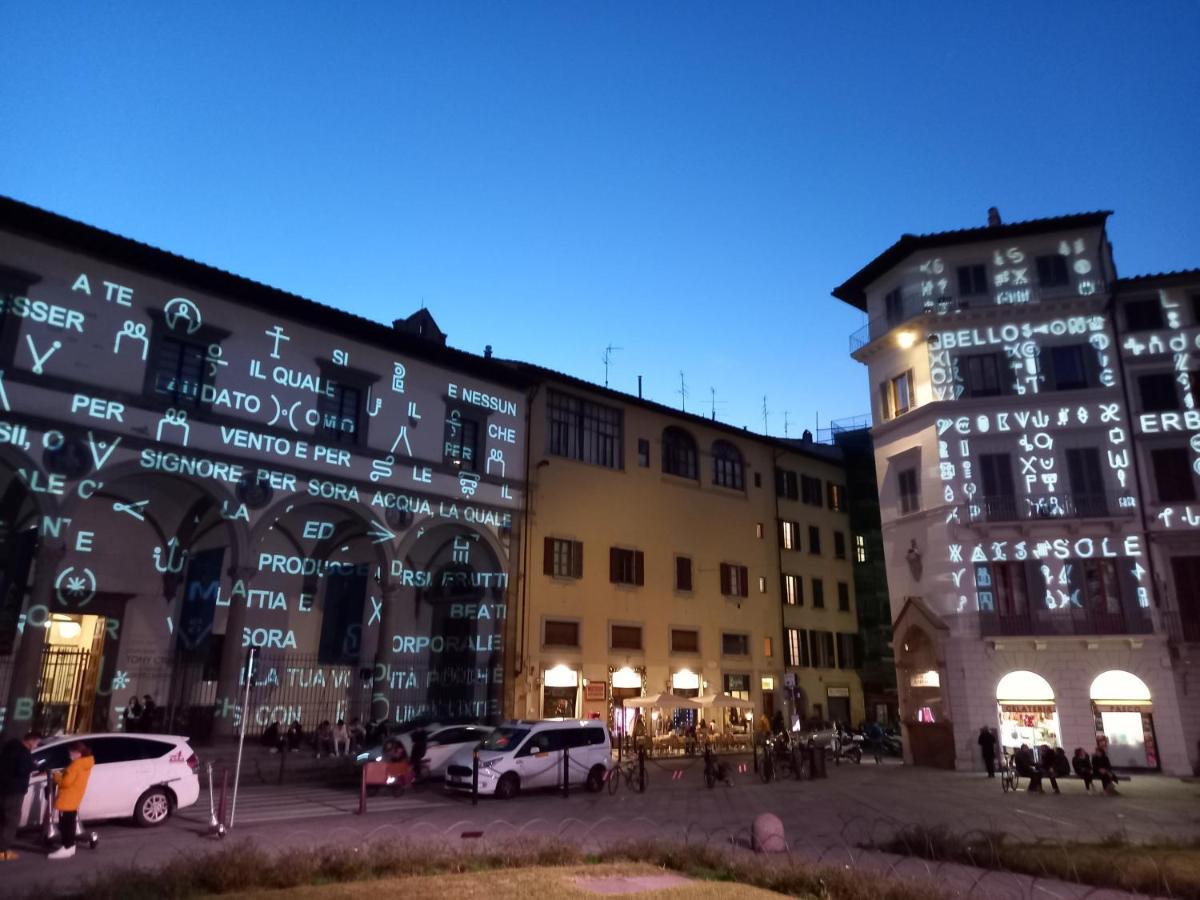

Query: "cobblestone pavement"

xmin=6 ymin=757 xmax=1198 ymax=897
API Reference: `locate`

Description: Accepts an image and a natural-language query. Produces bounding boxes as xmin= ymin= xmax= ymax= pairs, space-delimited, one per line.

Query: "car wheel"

xmin=495 ymin=772 xmax=520 ymax=800
xmin=134 ymin=787 xmax=172 ymax=827
xmin=586 ymin=765 xmax=606 ymax=793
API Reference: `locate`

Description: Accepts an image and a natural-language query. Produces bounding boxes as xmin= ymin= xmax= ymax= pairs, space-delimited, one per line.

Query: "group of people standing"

xmin=0 ymin=733 xmax=94 ymax=861
xmin=260 ymin=718 xmax=365 ymax=757
xmin=978 ymin=726 xmax=1122 ymax=795
xmin=120 ymin=695 xmax=158 ymax=733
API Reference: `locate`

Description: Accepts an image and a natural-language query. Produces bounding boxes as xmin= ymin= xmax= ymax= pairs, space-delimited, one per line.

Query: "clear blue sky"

xmin=3 ymin=2 xmax=1198 ymax=436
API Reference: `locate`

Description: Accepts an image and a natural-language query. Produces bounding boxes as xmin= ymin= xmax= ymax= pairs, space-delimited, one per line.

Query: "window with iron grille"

xmin=442 ymin=408 xmax=479 ymax=468
xmin=150 ymin=336 xmax=209 ymax=407
xmin=318 ymin=383 xmax=362 ymax=444
xmin=546 ymin=389 xmax=622 ymax=468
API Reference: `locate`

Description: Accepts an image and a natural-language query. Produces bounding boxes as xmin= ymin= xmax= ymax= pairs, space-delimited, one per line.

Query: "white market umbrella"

xmin=622 ymin=691 xmax=702 ymax=709
xmin=697 ymin=692 xmax=755 ymax=710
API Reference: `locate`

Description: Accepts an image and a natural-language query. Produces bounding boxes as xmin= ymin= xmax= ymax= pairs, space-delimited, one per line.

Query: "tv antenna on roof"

xmin=602 ymin=344 xmax=623 ymax=388
xmin=783 ymin=411 xmax=790 ymax=438
xmin=678 ymin=371 xmax=689 ymax=412
xmin=709 ymin=387 xmax=727 ymax=421
xmin=761 ymin=396 xmax=770 ymax=435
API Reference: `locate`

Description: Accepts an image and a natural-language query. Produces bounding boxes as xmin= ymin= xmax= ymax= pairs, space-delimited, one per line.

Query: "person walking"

xmin=0 ymin=732 xmax=40 ymax=861
xmin=48 ymin=741 xmax=94 ymax=860
xmin=977 ymin=725 xmax=998 ymax=777
xmin=865 ymin=720 xmax=884 ymax=764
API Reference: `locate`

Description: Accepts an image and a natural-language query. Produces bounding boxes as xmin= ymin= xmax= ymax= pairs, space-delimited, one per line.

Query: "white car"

xmin=356 ymin=724 xmax=493 ymax=778
xmin=444 ymin=719 xmax=611 ymax=799
xmin=21 ymin=733 xmax=200 ymax=829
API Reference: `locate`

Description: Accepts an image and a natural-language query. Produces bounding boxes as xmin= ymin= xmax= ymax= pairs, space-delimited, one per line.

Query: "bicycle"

xmin=1000 ymin=754 xmax=1020 ymax=793
xmin=607 ymin=758 xmax=645 ymax=795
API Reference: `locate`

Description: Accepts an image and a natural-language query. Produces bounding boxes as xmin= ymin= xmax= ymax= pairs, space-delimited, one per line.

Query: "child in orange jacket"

xmin=48 ymin=742 xmax=93 ymax=860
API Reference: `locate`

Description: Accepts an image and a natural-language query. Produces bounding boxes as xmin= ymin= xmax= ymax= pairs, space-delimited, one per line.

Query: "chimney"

xmin=484 ymin=345 xmax=493 ymax=359
xmin=637 ymin=375 xmax=643 ymax=399
xmin=802 ymin=429 xmax=813 ymax=443
xmin=987 ymin=207 xmax=1002 ymax=227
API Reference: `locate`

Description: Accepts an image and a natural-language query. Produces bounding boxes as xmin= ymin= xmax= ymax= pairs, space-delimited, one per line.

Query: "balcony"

xmin=848 ymin=280 xmax=1110 ymax=354
xmin=969 ymin=493 xmax=1132 ymax=523
xmin=979 ymin=603 xmax=1153 ymax=638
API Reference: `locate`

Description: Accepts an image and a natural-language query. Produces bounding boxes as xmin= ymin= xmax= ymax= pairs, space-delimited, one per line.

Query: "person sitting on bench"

xmin=1014 ymin=744 xmax=1043 ymax=792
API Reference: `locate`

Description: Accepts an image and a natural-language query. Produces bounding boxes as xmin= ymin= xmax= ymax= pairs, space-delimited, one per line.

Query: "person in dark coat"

xmin=1072 ymin=748 xmax=1094 ymax=790
xmin=977 ymin=726 xmax=998 ymax=777
xmin=1038 ymin=744 xmax=1060 ymax=794
xmin=140 ymin=695 xmax=157 ymax=732
xmin=0 ymin=732 xmax=40 ymax=861
xmin=1092 ymin=738 xmax=1120 ymax=795
xmin=1014 ymin=744 xmax=1043 ymax=792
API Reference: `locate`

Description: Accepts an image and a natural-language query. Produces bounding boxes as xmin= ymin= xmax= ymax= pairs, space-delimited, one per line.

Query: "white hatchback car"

xmin=355 ymin=724 xmax=494 ymax=778
xmin=444 ymin=720 xmax=611 ymax=799
xmin=21 ymin=733 xmax=201 ymax=829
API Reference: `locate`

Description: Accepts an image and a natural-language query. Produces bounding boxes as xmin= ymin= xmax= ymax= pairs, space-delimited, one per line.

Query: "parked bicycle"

xmin=607 ymin=758 xmax=645 ymax=795
xmin=703 ymin=742 xmax=733 ymax=788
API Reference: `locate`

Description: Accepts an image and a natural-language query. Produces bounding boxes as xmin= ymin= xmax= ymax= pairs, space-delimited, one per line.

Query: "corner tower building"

xmin=835 ymin=210 xmax=1194 ymax=775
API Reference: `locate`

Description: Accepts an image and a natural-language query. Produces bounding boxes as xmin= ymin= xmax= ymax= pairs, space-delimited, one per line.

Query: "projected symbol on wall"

xmin=163 ymin=297 xmax=203 ymax=334
xmin=55 ymin=566 xmax=97 ymax=607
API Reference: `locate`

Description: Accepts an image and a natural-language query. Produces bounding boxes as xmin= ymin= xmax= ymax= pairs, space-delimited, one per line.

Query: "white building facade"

xmin=836 ymin=210 xmax=1196 ymax=775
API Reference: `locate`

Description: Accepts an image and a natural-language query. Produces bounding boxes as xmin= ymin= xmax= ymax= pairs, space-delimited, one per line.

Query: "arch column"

xmin=212 ymin=565 xmax=257 ymax=738
xmin=4 ymin=541 xmax=67 ymax=736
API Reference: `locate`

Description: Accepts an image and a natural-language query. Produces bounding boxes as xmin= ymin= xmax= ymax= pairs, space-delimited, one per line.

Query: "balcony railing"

xmin=979 ymin=604 xmax=1153 ymax=638
xmin=969 ymin=493 xmax=1132 ymax=523
xmin=848 ymin=280 xmax=1110 ymax=353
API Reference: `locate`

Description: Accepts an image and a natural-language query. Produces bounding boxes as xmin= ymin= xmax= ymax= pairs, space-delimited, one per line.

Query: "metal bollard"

xmin=472 ymin=749 xmax=479 ymax=807
xmin=358 ymin=765 xmax=367 ymax=815
xmin=562 ymin=746 xmax=570 ymax=798
xmin=638 ymin=746 xmax=646 ymax=793
xmin=753 ymin=737 xmax=759 ymax=774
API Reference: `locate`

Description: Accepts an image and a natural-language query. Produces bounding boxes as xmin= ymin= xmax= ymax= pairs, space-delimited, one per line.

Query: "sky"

xmin=3 ymin=2 xmax=1199 ymax=437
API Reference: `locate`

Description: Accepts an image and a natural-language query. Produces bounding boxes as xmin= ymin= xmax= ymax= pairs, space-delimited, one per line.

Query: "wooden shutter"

xmin=543 ymin=537 xmax=554 ymax=575
xmin=634 ymin=551 xmax=645 ymax=586
xmin=719 ymin=564 xmax=731 ymax=595
xmin=571 ymin=541 xmax=583 ymax=578
xmin=609 ymin=547 xmax=619 ymax=583
xmin=738 ymin=566 xmax=749 ymax=597
xmin=676 ymin=557 xmax=692 ymax=592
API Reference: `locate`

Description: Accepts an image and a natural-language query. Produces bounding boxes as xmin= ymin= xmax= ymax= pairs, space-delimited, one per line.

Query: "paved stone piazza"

xmin=5 ymin=758 xmax=1198 ymax=897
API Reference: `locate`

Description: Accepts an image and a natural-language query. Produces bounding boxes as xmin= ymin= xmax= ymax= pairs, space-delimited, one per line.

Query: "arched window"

xmin=712 ymin=440 xmax=744 ymax=490
xmin=662 ymin=427 xmax=698 ymax=480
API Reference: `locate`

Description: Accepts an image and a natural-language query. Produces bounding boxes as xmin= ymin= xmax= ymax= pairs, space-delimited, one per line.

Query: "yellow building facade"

xmin=509 ymin=370 xmax=864 ymax=735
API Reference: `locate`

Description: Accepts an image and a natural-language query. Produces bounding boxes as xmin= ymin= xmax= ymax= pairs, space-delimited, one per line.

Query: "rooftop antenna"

xmin=678 ymin=371 xmax=689 ymax=412
xmin=761 ymin=396 xmax=769 ymax=435
xmin=783 ymin=411 xmax=790 ymax=438
xmin=709 ymin=387 xmax=723 ymax=421
xmin=602 ymin=344 xmax=623 ymax=388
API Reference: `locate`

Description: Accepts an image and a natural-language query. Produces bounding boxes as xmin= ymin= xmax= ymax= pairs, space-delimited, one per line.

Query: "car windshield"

xmin=481 ymin=727 xmax=528 ymax=752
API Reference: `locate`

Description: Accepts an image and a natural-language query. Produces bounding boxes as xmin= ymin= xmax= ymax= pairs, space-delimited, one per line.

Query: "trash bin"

xmin=810 ymin=742 xmax=827 ymax=779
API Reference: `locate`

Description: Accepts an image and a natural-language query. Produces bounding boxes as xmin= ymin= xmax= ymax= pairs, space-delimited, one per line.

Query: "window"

xmin=757 ymin=576 xmax=767 ymax=593
xmin=837 ymin=581 xmax=850 ymax=612
xmin=807 ymin=526 xmax=821 ymax=555
xmin=150 ymin=336 xmax=209 ymax=407
xmin=721 ymin=632 xmax=749 ymax=656
xmin=780 ymin=520 xmax=800 ymax=551
xmin=801 ymin=475 xmax=823 ymax=507
xmin=827 ymin=482 xmax=846 ymax=512
xmin=1139 ymin=373 xmax=1179 ymax=413
xmin=720 ymin=563 xmax=749 ymax=598
xmin=959 ymin=353 xmax=1005 ymax=398
xmin=763 ymin=636 xmax=773 ymax=658
xmin=1191 ymin=370 xmax=1200 ymax=410
xmin=544 ymin=620 xmax=580 ymax=647
xmin=712 ymin=440 xmax=744 ymax=489
xmin=637 ymin=438 xmax=650 ymax=467
xmin=755 ymin=522 xmax=764 ymax=539
xmin=834 ymin=531 xmax=847 ymax=560
xmin=670 ymin=628 xmax=699 ymax=654
xmin=317 ymin=383 xmax=362 ymax=444
xmin=723 ymin=673 xmax=750 ymax=699
xmin=836 ymin=633 xmax=858 ymax=669
xmin=854 ymin=534 xmax=866 ymax=563
xmin=610 ymin=624 xmax=643 ymax=650
xmin=979 ymin=453 xmax=1016 ymax=517
xmin=898 ymin=467 xmax=920 ymax=514
xmin=880 ymin=370 xmax=914 ymax=420
xmin=812 ymin=578 xmax=825 ymax=609
xmin=1077 ymin=559 xmax=1122 ymax=618
xmin=975 ymin=561 xmax=1029 ymax=616
xmin=544 ymin=538 xmax=583 ymax=579
xmin=1152 ymin=448 xmax=1196 ymax=502
xmin=810 ymin=630 xmax=835 ymax=668
xmin=884 ymin=287 xmax=904 ymax=326
xmin=957 ymin=264 xmax=988 ymax=297
xmin=781 ymin=573 xmax=801 ymax=606
xmin=1036 ymin=254 xmax=1070 ymax=288
xmin=1065 ymin=447 xmax=1107 ymax=516
xmin=1125 ymin=299 xmax=1164 ymax=332
xmin=675 ymin=556 xmax=693 ymax=592
xmin=786 ymin=629 xmax=802 ymax=667
xmin=609 ymin=548 xmax=645 ymax=585
xmin=662 ymin=427 xmax=698 ymax=479
xmin=547 ymin=389 xmax=622 ymax=468
xmin=1047 ymin=345 xmax=1089 ymax=391
xmin=754 ymin=472 xmax=762 ymax=488
xmin=775 ymin=468 xmax=798 ymax=499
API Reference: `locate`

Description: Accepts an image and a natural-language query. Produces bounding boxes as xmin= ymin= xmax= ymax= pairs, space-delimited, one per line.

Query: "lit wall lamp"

xmin=896 ymin=330 xmax=918 ymax=350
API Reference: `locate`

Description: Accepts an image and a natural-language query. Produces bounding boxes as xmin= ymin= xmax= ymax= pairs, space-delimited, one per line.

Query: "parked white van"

xmin=444 ymin=719 xmax=610 ymax=799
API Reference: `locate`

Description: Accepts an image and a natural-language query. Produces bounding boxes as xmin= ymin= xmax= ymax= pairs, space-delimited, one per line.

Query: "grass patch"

xmin=872 ymin=825 xmax=1200 ymax=899
xmin=37 ymin=838 xmax=948 ymax=900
